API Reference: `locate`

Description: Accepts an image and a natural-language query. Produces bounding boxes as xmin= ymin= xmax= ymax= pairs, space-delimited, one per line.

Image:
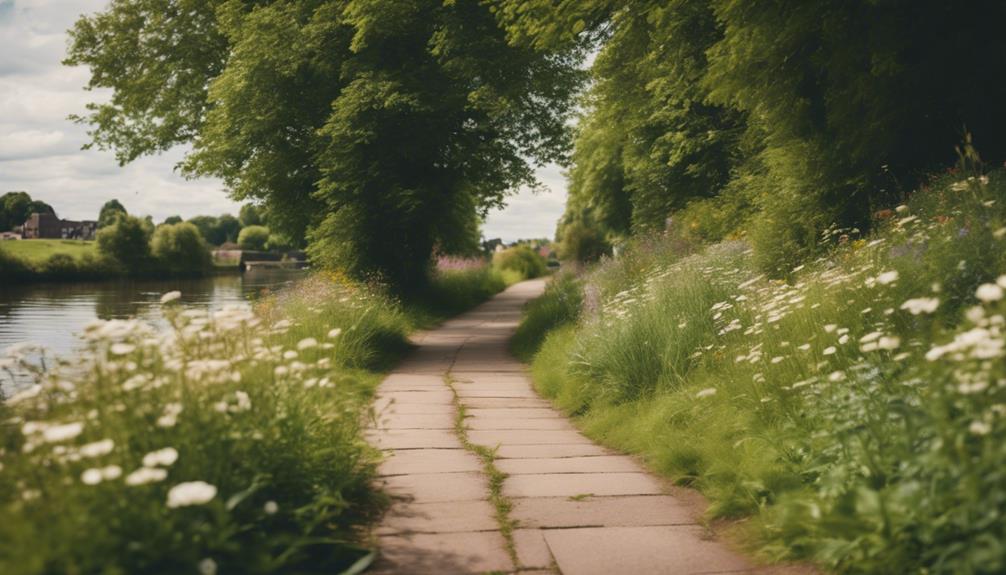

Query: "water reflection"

xmin=0 ymin=269 xmax=305 ymax=387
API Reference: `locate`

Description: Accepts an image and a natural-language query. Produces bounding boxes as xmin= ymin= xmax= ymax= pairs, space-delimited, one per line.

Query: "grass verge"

xmin=517 ymin=170 xmax=1006 ymax=574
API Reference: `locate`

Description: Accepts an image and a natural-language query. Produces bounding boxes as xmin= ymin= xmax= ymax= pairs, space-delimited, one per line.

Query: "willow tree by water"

xmin=66 ymin=0 xmax=584 ymax=288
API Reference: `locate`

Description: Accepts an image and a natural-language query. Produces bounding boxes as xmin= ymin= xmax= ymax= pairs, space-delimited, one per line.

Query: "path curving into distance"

xmin=367 ymin=279 xmax=799 ymax=574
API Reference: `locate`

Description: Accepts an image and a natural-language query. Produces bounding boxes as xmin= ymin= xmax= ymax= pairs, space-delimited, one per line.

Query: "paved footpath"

xmin=367 ymin=279 xmax=795 ymax=574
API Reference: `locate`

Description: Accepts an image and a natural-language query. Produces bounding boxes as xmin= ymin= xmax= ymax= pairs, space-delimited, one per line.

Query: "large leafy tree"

xmin=501 ymin=0 xmax=744 ymax=239
xmin=0 ymin=192 xmax=55 ymax=231
xmin=67 ymin=0 xmax=583 ymax=288
xmin=97 ymin=199 xmax=128 ymax=228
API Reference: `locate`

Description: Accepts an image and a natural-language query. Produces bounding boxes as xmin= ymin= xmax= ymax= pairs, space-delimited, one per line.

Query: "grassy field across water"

xmin=1 ymin=239 xmax=98 ymax=263
xmin=516 ymin=170 xmax=1006 ymax=574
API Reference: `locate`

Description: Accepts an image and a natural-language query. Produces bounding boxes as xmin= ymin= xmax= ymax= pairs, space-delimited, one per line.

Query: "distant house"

xmin=0 ymin=231 xmax=20 ymax=240
xmin=22 ymin=213 xmax=98 ymax=241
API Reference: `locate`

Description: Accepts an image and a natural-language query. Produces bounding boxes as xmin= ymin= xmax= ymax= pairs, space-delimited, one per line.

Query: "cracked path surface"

xmin=367 ymin=279 xmax=793 ymax=574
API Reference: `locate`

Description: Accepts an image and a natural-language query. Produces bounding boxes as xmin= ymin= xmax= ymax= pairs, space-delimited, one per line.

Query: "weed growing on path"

xmin=445 ymin=375 xmax=518 ymax=566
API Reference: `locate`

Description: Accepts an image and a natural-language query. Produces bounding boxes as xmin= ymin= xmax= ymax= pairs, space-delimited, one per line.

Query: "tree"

xmin=215 ymin=214 xmax=241 ymax=245
xmin=162 ymin=215 xmax=183 ymax=225
xmin=67 ymin=0 xmax=584 ymax=289
xmin=0 ymin=192 xmax=54 ymax=231
xmin=187 ymin=216 xmax=219 ymax=245
xmin=238 ymin=204 xmax=263 ymax=227
xmin=96 ymin=214 xmax=151 ymax=271
xmin=151 ymin=222 xmax=212 ymax=275
xmin=26 ymin=200 xmax=56 ymax=218
xmin=237 ymin=225 xmax=269 ymax=251
xmin=98 ymin=199 xmax=127 ymax=228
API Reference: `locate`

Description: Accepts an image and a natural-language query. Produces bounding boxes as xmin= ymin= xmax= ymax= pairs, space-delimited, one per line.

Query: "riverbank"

xmin=0 ymin=241 xmax=253 ymax=284
xmin=0 ymin=263 xmax=532 ymax=574
xmin=514 ymin=171 xmax=1006 ymax=574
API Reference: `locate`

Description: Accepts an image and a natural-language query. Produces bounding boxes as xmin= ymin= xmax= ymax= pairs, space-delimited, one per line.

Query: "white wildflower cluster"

xmin=4 ymin=285 xmax=355 ymax=516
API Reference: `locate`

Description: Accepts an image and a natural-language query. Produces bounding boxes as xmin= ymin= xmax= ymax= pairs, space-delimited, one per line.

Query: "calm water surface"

xmin=0 ymin=269 xmax=306 ymax=388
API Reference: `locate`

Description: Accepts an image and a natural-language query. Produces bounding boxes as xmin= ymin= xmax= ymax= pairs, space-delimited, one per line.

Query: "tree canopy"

xmin=1 ymin=192 xmax=55 ymax=231
xmin=501 ymin=0 xmax=1006 ymax=272
xmin=67 ymin=0 xmax=585 ymax=287
xmin=97 ymin=199 xmax=128 ymax=228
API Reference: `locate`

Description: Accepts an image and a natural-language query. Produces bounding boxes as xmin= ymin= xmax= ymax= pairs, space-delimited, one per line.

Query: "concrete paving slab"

xmin=373 ymin=531 xmax=513 ymax=575
xmin=368 ymin=429 xmax=462 ymax=450
xmin=513 ymin=529 xmax=554 ymax=569
xmin=494 ymin=443 xmax=611 ymax=459
xmin=377 ymin=500 xmax=499 ymax=534
xmin=503 ymin=472 xmax=664 ymax=498
xmin=543 ymin=526 xmax=752 ymax=575
xmin=510 ymin=495 xmax=696 ymax=528
xmin=379 ymin=373 xmax=446 ymax=388
xmin=464 ymin=417 xmax=573 ymax=431
xmin=453 ymin=387 xmax=539 ymax=398
xmin=378 ymin=449 xmax=482 ymax=476
xmin=380 ymin=471 xmax=489 ymax=503
xmin=467 ymin=429 xmax=593 ymax=446
xmin=374 ymin=402 xmax=456 ymax=415
xmin=465 ymin=408 xmax=564 ymax=419
xmin=460 ymin=397 xmax=554 ymax=409
xmin=375 ymin=412 xmax=455 ymax=430
xmin=376 ymin=390 xmax=455 ymax=405
xmin=495 ymin=455 xmax=643 ymax=475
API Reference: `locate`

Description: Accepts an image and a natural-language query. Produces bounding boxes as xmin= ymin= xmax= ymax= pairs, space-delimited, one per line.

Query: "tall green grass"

xmin=519 ymin=170 xmax=1006 ymax=574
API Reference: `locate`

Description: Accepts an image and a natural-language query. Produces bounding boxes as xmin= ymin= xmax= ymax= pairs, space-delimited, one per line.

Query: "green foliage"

xmin=265 ymin=233 xmax=294 ymax=253
xmin=188 ymin=215 xmax=241 ymax=246
xmin=509 ymin=0 xmax=1006 ymax=274
xmin=238 ymin=204 xmax=264 ymax=227
xmin=0 ymin=244 xmax=34 ymax=280
xmin=68 ymin=0 xmax=585 ymax=290
xmin=150 ymin=222 xmax=212 ymax=276
xmin=558 ymin=220 xmax=609 ymax=263
xmin=97 ymin=199 xmax=127 ymax=229
xmin=519 ymin=171 xmax=1006 ymax=574
xmin=511 ymin=272 xmax=582 ymax=361
xmin=0 ymin=192 xmax=55 ymax=231
xmin=237 ymin=225 xmax=270 ymax=251
xmin=162 ymin=215 xmax=183 ymax=225
xmin=492 ymin=246 xmax=547 ymax=280
xmin=96 ymin=214 xmax=152 ymax=272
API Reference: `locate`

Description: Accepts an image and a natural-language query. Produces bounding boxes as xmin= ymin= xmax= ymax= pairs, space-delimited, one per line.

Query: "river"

xmin=0 ymin=269 xmax=306 ymax=391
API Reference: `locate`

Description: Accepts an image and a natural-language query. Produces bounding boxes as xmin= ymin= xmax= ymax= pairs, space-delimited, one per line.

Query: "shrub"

xmin=558 ymin=221 xmax=609 ymax=263
xmin=265 ymin=233 xmax=293 ymax=252
xmin=238 ymin=225 xmax=270 ymax=251
xmin=39 ymin=253 xmax=80 ymax=278
xmin=0 ymin=245 xmax=34 ymax=281
xmin=151 ymin=223 xmax=212 ymax=276
xmin=97 ymin=214 xmax=152 ymax=272
xmin=492 ymin=245 xmax=547 ymax=280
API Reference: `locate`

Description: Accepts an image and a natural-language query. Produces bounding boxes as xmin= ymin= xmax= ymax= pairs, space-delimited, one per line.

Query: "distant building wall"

xmin=21 ymin=214 xmax=97 ymax=240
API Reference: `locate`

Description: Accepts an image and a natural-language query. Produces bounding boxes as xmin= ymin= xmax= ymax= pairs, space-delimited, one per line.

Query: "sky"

xmin=0 ymin=0 xmax=567 ymax=243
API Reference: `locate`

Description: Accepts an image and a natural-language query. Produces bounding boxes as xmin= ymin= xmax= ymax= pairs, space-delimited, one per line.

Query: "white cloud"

xmin=0 ymin=0 xmax=567 ymax=238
